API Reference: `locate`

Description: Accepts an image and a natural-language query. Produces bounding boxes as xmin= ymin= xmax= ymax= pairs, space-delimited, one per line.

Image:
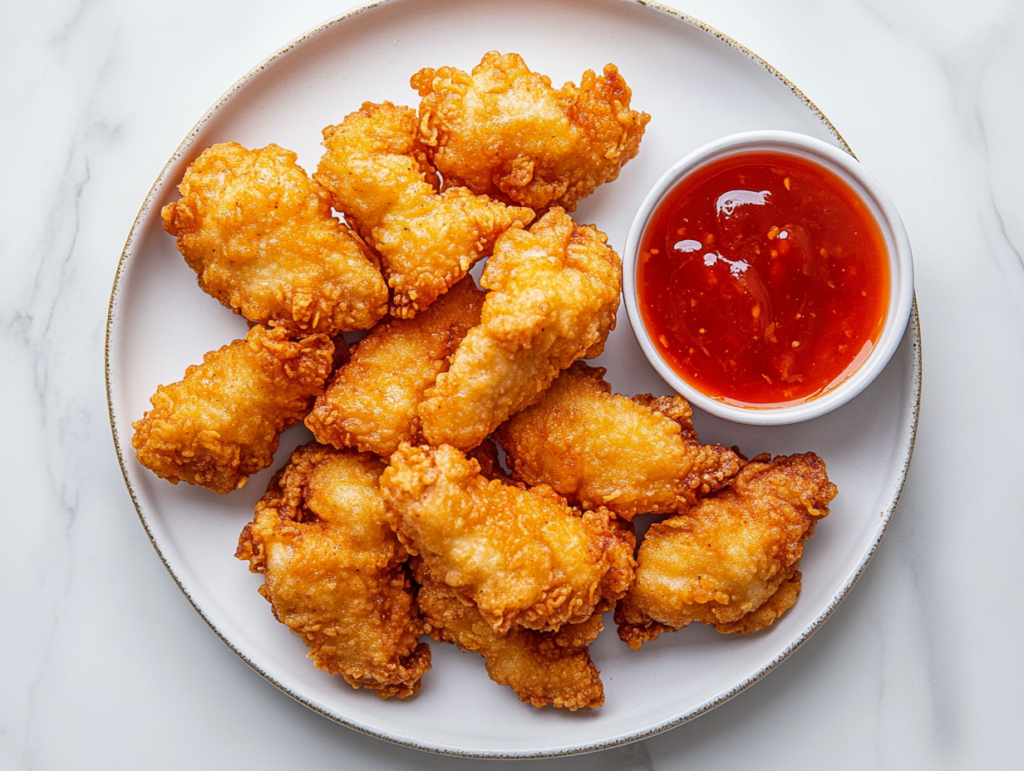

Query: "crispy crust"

xmin=305 ymin=275 xmax=485 ymax=456
xmin=616 ymin=453 xmax=837 ymax=647
xmin=236 ymin=442 xmax=430 ymax=698
xmin=414 ymin=52 xmax=650 ymax=212
xmin=382 ymin=443 xmax=635 ymax=635
xmin=315 ymin=102 xmax=533 ymax=317
xmin=419 ymin=208 xmax=621 ymax=450
xmin=131 ymin=325 xmax=333 ymax=493
xmin=414 ymin=560 xmax=605 ymax=710
xmin=496 ymin=362 xmax=740 ymax=518
xmin=162 ymin=142 xmax=387 ymax=335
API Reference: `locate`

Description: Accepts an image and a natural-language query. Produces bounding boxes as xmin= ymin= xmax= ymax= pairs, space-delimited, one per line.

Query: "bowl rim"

xmin=622 ymin=129 xmax=915 ymax=426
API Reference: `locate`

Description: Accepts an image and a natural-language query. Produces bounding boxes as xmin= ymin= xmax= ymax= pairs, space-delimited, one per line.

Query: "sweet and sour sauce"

xmin=637 ymin=150 xmax=890 ymax=407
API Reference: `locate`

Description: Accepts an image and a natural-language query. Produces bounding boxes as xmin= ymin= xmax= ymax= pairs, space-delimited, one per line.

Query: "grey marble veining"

xmin=2 ymin=0 xmax=1023 ymax=768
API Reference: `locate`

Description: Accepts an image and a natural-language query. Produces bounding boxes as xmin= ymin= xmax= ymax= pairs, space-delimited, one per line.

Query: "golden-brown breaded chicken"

xmin=314 ymin=102 xmax=533 ymax=318
xmin=132 ymin=325 xmax=333 ymax=493
xmin=161 ymin=142 xmax=388 ymax=335
xmin=495 ymin=362 xmax=740 ymax=519
xmin=615 ymin=453 xmax=838 ymax=647
xmin=418 ymin=208 xmax=621 ymax=450
xmin=413 ymin=561 xmax=604 ymax=710
xmin=413 ymin=52 xmax=650 ymax=212
xmin=236 ymin=443 xmax=430 ymax=698
xmin=305 ymin=275 xmax=485 ymax=456
xmin=381 ymin=443 xmax=635 ymax=635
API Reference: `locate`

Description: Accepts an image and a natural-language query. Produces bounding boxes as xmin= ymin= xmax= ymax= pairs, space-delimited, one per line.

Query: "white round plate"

xmin=106 ymin=0 xmax=920 ymax=758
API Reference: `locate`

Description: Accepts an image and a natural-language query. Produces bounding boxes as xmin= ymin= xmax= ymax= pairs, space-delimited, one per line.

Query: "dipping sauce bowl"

xmin=622 ymin=130 xmax=914 ymax=425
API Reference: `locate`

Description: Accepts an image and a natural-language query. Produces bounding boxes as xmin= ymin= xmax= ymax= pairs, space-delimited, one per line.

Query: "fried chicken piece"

xmin=236 ymin=443 xmax=430 ymax=698
xmin=305 ymin=275 xmax=485 ymax=456
xmin=161 ymin=142 xmax=387 ymax=335
xmin=132 ymin=325 xmax=333 ymax=493
xmin=615 ymin=453 xmax=838 ymax=647
xmin=315 ymin=102 xmax=533 ymax=318
xmin=413 ymin=561 xmax=605 ymax=710
xmin=418 ymin=208 xmax=621 ymax=450
xmin=413 ymin=52 xmax=650 ymax=212
xmin=495 ymin=362 xmax=740 ymax=519
xmin=382 ymin=443 xmax=635 ymax=635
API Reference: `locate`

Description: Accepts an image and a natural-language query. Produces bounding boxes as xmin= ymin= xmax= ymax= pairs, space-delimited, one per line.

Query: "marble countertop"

xmin=4 ymin=0 xmax=1023 ymax=767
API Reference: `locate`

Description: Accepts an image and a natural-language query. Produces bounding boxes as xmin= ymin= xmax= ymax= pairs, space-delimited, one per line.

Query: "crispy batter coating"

xmin=236 ymin=443 xmax=430 ymax=698
xmin=413 ymin=561 xmax=604 ymax=710
xmin=132 ymin=325 xmax=333 ymax=493
xmin=315 ymin=102 xmax=533 ymax=318
xmin=305 ymin=276 xmax=485 ymax=456
xmin=418 ymin=208 xmax=621 ymax=450
xmin=161 ymin=142 xmax=388 ymax=335
xmin=382 ymin=443 xmax=635 ymax=635
xmin=615 ymin=453 xmax=838 ymax=647
xmin=495 ymin=362 xmax=740 ymax=519
xmin=413 ymin=52 xmax=650 ymax=212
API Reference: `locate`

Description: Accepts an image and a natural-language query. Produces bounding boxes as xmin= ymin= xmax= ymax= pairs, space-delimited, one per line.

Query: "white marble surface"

xmin=2 ymin=0 xmax=1023 ymax=767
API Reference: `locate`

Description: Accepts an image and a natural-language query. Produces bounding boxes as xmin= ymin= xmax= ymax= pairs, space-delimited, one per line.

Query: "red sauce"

xmin=638 ymin=150 xmax=890 ymax=407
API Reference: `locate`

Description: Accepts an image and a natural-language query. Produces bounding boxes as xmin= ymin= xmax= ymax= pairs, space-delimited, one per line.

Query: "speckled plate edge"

xmin=105 ymin=0 xmax=922 ymax=758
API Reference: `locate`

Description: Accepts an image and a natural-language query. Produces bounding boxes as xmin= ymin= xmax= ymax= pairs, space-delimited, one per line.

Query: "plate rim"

xmin=105 ymin=0 xmax=922 ymax=757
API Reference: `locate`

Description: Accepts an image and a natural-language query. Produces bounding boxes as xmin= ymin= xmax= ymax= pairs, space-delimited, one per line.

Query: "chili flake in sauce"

xmin=638 ymin=151 xmax=890 ymax=407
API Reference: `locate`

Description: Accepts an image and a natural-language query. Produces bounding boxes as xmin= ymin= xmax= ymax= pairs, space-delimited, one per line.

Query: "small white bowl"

xmin=622 ymin=130 xmax=914 ymax=425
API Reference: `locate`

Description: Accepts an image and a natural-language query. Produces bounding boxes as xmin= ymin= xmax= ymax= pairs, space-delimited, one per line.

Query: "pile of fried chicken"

xmin=132 ymin=52 xmax=837 ymax=711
